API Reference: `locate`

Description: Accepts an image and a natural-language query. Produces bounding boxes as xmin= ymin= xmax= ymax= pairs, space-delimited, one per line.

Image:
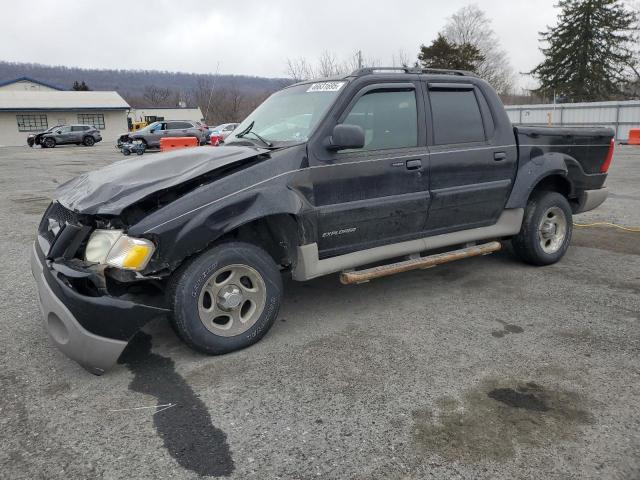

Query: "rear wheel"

xmin=83 ymin=136 xmax=95 ymax=146
xmin=42 ymin=137 xmax=55 ymax=148
xmin=512 ymin=191 xmax=573 ymax=266
xmin=169 ymin=242 xmax=282 ymax=355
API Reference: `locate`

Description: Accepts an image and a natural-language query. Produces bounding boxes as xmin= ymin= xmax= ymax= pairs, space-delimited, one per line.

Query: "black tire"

xmin=42 ymin=137 xmax=55 ymax=148
xmin=83 ymin=136 xmax=95 ymax=146
xmin=168 ymin=242 xmax=282 ymax=355
xmin=511 ymin=191 xmax=573 ymax=266
xmin=122 ymin=148 xmax=131 ymax=156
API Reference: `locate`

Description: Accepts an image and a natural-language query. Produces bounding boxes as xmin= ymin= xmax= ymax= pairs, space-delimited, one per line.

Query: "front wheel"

xmin=169 ymin=242 xmax=282 ymax=355
xmin=42 ymin=137 xmax=56 ymax=148
xmin=511 ymin=191 xmax=573 ymax=266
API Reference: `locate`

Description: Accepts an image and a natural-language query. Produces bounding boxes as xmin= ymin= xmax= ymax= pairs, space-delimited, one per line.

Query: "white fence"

xmin=504 ymin=100 xmax=640 ymax=141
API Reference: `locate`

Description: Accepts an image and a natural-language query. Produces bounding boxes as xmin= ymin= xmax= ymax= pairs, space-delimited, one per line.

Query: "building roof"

xmin=0 ymin=76 xmax=65 ymax=91
xmin=0 ymin=90 xmax=130 ymax=111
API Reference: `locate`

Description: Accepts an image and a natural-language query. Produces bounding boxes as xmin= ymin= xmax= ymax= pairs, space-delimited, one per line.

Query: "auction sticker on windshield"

xmin=307 ymin=82 xmax=346 ymax=93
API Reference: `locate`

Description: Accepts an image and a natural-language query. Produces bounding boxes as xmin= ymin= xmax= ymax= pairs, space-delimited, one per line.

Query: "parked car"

xmin=209 ymin=123 xmax=239 ymax=145
xmin=117 ymin=120 xmax=209 ymax=148
xmin=28 ymin=124 xmax=102 ymax=148
xmin=32 ymin=67 xmax=613 ymax=374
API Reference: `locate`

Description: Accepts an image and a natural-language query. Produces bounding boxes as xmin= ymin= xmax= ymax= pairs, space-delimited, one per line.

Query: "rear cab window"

xmin=428 ymin=85 xmax=486 ymax=145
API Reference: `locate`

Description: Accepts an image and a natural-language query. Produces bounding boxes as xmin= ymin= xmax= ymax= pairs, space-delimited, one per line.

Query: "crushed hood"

xmin=55 ymin=146 xmax=268 ymax=215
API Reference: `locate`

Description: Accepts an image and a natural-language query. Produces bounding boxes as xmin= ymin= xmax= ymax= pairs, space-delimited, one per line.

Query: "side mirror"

xmin=56 ymin=131 xmax=62 ymax=135
xmin=327 ymin=124 xmax=365 ymax=151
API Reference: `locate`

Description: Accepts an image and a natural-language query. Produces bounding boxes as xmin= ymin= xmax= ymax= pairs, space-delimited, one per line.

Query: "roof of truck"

xmin=290 ymin=67 xmax=478 ymax=89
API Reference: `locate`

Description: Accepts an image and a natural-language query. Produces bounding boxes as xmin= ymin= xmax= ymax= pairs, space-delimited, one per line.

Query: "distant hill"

xmin=0 ymin=60 xmax=290 ymax=104
xmin=0 ymin=60 xmax=293 ymax=123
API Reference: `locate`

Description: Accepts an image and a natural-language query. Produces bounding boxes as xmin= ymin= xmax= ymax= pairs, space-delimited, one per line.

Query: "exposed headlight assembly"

xmin=85 ymin=229 xmax=155 ymax=271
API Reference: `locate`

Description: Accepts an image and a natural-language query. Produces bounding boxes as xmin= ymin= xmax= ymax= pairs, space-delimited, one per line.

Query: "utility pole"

xmin=357 ymin=50 xmax=363 ymax=69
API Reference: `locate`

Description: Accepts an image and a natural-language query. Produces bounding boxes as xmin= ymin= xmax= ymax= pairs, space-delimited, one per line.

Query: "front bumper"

xmin=30 ymin=242 xmax=168 ymax=375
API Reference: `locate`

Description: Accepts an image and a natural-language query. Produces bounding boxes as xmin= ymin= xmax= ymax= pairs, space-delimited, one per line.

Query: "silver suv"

xmin=117 ymin=120 xmax=209 ymax=148
xmin=28 ymin=124 xmax=102 ymax=148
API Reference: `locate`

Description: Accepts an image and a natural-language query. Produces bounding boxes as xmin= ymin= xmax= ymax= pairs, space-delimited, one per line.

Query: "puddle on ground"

xmin=412 ymin=378 xmax=593 ymax=463
xmin=119 ymin=332 xmax=234 ymax=477
xmin=491 ymin=319 xmax=524 ymax=338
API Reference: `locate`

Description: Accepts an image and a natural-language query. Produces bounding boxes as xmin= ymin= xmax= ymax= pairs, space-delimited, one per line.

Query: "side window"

xmin=170 ymin=121 xmax=192 ymax=129
xmin=71 ymin=126 xmax=82 ymax=132
xmin=429 ymin=88 xmax=485 ymax=144
xmin=342 ymin=89 xmax=417 ymax=151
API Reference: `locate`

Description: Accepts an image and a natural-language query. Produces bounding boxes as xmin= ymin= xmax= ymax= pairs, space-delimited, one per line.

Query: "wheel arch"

xmin=505 ymin=152 xmax=574 ymax=209
xmin=141 ymin=188 xmax=311 ymax=276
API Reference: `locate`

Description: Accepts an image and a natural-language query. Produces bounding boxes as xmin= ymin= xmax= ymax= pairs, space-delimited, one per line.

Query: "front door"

xmin=309 ymin=83 xmax=430 ymax=258
xmin=54 ymin=126 xmax=73 ymax=144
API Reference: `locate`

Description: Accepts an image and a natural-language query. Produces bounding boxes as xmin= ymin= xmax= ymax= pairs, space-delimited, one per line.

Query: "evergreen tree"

xmin=72 ymin=80 xmax=90 ymax=91
xmin=530 ymin=0 xmax=637 ymax=101
xmin=418 ymin=34 xmax=484 ymax=72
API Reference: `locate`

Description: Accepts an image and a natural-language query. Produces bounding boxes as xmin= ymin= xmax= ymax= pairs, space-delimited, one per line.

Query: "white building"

xmin=128 ymin=107 xmax=204 ymax=125
xmin=0 ymin=76 xmax=63 ymax=92
xmin=0 ymin=78 xmax=130 ymax=146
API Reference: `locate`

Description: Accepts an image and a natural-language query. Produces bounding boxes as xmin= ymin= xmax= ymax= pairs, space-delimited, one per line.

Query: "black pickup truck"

xmin=31 ymin=67 xmax=613 ymax=374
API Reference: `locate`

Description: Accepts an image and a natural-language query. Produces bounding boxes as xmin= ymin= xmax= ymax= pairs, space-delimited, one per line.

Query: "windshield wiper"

xmin=235 ymin=121 xmax=273 ymax=147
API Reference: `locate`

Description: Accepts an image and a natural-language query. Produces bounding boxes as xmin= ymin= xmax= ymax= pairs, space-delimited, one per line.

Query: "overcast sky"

xmin=1 ymin=0 xmax=562 ymax=90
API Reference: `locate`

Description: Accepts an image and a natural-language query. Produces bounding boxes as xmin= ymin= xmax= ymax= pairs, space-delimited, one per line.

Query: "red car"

xmin=209 ymin=123 xmax=239 ymax=146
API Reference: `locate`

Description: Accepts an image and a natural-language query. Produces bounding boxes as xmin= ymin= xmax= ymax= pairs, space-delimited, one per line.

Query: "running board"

xmin=339 ymin=241 xmax=502 ymax=285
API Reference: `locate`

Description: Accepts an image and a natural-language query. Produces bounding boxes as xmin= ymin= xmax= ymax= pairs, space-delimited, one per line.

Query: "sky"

xmin=0 ymin=0 xmax=561 ymax=91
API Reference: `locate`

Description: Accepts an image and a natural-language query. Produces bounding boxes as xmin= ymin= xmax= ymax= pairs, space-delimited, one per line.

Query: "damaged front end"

xmin=31 ymin=202 xmax=169 ymax=374
xmin=31 ymin=146 xmax=272 ymax=374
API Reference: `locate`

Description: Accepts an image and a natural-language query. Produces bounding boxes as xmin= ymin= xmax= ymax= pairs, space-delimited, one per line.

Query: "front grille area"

xmin=38 ymin=202 xmax=80 ymax=245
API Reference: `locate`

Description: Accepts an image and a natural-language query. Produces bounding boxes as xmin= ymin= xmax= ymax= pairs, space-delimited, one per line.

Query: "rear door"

xmin=167 ymin=121 xmax=194 ymax=138
xmin=70 ymin=126 xmax=85 ymax=143
xmin=424 ymin=82 xmax=517 ymax=233
xmin=309 ymin=82 xmax=430 ymax=257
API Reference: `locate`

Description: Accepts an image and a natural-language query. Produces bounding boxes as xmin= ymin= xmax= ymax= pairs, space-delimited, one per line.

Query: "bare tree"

xmin=317 ymin=50 xmax=342 ymax=77
xmin=285 ymin=50 xmax=381 ymax=82
xmin=391 ymin=49 xmax=413 ymax=68
xmin=142 ymin=85 xmax=173 ymax=106
xmin=286 ymin=57 xmax=315 ymax=82
xmin=442 ymin=4 xmax=514 ymax=93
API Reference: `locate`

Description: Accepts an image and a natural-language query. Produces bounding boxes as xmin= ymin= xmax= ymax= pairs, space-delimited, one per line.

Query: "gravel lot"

xmin=1 ymin=143 xmax=639 ymax=479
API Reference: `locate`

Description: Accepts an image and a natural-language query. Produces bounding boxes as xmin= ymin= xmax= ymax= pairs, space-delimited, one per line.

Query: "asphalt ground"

xmin=1 ymin=142 xmax=639 ymax=479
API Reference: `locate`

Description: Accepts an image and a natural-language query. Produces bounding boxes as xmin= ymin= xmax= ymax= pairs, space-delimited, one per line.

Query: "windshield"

xmin=227 ymin=81 xmax=346 ymax=144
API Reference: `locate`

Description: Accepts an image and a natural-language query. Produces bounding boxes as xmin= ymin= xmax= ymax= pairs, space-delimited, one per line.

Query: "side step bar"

xmin=339 ymin=241 xmax=502 ymax=285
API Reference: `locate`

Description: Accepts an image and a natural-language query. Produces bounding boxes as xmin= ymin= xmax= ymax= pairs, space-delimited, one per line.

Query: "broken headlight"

xmin=85 ymin=229 xmax=155 ymax=271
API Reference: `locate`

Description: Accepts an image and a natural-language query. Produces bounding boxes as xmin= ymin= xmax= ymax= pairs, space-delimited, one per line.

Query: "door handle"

xmin=405 ymin=159 xmax=422 ymax=170
xmin=494 ymin=152 xmax=507 ymax=161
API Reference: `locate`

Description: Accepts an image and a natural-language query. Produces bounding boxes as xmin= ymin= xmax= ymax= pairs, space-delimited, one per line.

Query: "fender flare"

xmin=505 ymin=152 xmax=571 ymax=209
xmin=156 ymin=187 xmax=307 ymax=270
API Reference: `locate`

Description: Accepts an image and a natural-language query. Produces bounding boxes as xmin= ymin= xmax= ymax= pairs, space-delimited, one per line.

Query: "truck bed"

xmin=515 ymin=126 xmax=614 ymax=175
